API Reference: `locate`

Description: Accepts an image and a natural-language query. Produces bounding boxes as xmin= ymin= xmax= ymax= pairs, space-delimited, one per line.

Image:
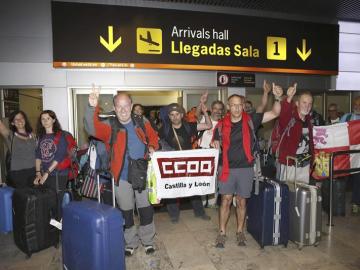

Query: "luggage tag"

xmin=50 ymin=218 xmax=62 ymax=230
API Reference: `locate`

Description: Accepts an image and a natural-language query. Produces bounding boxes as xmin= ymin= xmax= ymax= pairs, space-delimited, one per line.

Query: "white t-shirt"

xmin=198 ymin=116 xmax=218 ymax=149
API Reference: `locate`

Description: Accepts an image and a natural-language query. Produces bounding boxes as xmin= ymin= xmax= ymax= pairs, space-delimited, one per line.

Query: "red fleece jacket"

xmin=277 ymin=99 xmax=314 ymax=166
xmin=92 ymin=106 xmax=159 ymax=184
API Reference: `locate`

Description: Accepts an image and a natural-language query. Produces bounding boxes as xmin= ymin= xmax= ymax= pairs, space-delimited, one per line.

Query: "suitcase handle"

xmin=286 ymin=156 xmax=298 ymax=189
xmin=286 ymin=156 xmax=301 ymax=215
xmin=96 ymin=171 xmax=116 ymax=207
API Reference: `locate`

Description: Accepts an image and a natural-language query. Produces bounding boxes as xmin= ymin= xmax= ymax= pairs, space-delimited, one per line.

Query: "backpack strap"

xmin=109 ymin=118 xmax=122 ymax=166
xmin=275 ymin=117 xmax=296 ymax=159
xmin=132 ymin=115 xmax=150 ymax=157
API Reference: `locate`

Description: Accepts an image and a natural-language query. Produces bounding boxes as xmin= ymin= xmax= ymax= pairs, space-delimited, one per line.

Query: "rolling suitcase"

xmin=286 ymin=156 xmax=322 ymax=249
xmin=62 ymin=172 xmax=125 ymax=270
xmin=247 ymin=179 xmax=289 ymax=248
xmin=0 ymin=185 xmax=14 ymax=233
xmin=12 ymin=187 xmax=59 ymax=257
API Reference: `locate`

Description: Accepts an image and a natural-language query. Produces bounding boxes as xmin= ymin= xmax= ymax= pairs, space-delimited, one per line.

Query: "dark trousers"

xmin=165 ymin=195 xmax=205 ymax=220
xmin=43 ymin=174 xmax=68 ymax=219
xmin=9 ymin=167 xmax=35 ymax=188
xmin=351 ymin=174 xmax=360 ymax=205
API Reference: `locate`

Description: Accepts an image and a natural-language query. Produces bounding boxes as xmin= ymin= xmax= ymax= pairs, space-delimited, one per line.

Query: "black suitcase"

xmin=12 ymin=187 xmax=59 ymax=257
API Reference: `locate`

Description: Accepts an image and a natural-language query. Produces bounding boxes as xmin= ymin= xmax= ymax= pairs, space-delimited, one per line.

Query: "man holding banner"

xmin=212 ymin=85 xmax=283 ymax=248
xmin=159 ymin=94 xmax=212 ymax=223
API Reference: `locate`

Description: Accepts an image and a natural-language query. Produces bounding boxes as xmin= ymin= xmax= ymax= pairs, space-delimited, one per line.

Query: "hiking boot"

xmin=351 ymin=204 xmax=359 ymax=214
xmin=144 ymin=245 xmax=155 ymax=255
xmin=125 ymin=247 xmax=135 ymax=256
xmin=215 ymin=234 xmax=226 ymax=248
xmin=236 ymin=232 xmax=246 ymax=246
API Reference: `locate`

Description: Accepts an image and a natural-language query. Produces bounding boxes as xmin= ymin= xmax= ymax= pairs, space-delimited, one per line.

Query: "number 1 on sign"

xmin=273 ymin=41 xmax=280 ymax=56
xmin=267 ymin=36 xmax=287 ymax=60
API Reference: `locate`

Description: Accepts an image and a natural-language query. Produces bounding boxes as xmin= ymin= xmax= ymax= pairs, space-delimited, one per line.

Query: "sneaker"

xmin=215 ymin=234 xmax=226 ymax=248
xmin=144 ymin=245 xmax=155 ymax=255
xmin=125 ymin=247 xmax=135 ymax=256
xmin=196 ymin=214 xmax=211 ymax=221
xmin=351 ymin=204 xmax=359 ymax=214
xmin=236 ymin=232 xmax=246 ymax=246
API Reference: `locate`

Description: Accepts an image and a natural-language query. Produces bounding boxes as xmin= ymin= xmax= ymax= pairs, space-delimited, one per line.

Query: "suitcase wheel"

xmin=284 ymin=243 xmax=288 ymax=248
xmin=26 ymin=253 xmax=32 ymax=259
xmin=297 ymin=244 xmax=303 ymax=250
xmin=54 ymin=243 xmax=59 ymax=249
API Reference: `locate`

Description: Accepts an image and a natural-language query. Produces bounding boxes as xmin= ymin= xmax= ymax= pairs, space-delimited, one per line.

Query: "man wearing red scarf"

xmin=212 ymin=85 xmax=283 ymax=248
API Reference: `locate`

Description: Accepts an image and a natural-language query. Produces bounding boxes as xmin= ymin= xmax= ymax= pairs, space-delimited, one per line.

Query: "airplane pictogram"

xmin=136 ymin=28 xmax=162 ymax=54
xmin=139 ymin=31 xmax=160 ymax=48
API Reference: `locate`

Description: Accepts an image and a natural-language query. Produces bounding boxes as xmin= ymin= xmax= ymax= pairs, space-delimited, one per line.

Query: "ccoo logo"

xmin=157 ymin=157 xmax=215 ymax=178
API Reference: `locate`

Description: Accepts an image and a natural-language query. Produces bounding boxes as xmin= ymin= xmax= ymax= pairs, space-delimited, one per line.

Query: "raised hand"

xmin=263 ymin=80 xmax=272 ymax=94
xmin=199 ymin=91 xmax=208 ymax=104
xmin=89 ymin=84 xmax=100 ymax=107
xmin=287 ymin=83 xmax=297 ymax=100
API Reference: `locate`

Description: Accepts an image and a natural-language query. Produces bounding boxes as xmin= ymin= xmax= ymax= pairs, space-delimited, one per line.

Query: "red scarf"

xmin=218 ymin=112 xmax=254 ymax=181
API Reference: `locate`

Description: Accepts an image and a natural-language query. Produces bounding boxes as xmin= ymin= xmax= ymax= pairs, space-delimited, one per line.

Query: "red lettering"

xmin=157 ymin=157 xmax=215 ymax=178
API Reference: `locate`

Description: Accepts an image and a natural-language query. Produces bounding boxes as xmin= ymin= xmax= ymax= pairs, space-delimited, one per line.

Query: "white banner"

xmin=151 ymin=149 xmax=219 ymax=199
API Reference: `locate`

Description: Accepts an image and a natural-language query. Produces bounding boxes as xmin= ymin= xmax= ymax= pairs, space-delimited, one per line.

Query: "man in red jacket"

xmin=276 ymin=84 xmax=314 ymax=184
xmin=85 ymin=88 xmax=159 ymax=257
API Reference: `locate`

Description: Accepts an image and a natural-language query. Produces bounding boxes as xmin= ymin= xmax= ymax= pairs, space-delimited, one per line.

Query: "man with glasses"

xmin=326 ymin=103 xmax=340 ymax=125
xmin=211 ymin=85 xmax=283 ymax=248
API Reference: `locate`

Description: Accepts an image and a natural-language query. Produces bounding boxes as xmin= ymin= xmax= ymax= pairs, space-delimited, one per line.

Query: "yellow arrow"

xmin=99 ymin=26 xmax=122 ymax=53
xmin=296 ymin=39 xmax=311 ymax=61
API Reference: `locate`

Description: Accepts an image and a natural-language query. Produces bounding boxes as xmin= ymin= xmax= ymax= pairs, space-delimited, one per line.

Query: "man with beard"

xmin=276 ymin=84 xmax=314 ymax=184
xmin=159 ymin=94 xmax=212 ymax=223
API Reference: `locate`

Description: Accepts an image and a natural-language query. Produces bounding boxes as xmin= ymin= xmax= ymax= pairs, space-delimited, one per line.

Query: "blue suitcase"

xmin=62 ymin=173 xmax=125 ymax=270
xmin=247 ymin=179 xmax=289 ymax=248
xmin=0 ymin=185 xmax=14 ymax=233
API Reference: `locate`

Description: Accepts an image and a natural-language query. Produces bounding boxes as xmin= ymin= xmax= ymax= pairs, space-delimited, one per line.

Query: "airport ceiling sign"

xmin=52 ymin=2 xmax=339 ymax=75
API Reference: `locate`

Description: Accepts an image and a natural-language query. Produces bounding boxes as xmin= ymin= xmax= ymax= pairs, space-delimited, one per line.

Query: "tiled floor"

xmin=1 ymin=203 xmax=360 ymax=270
